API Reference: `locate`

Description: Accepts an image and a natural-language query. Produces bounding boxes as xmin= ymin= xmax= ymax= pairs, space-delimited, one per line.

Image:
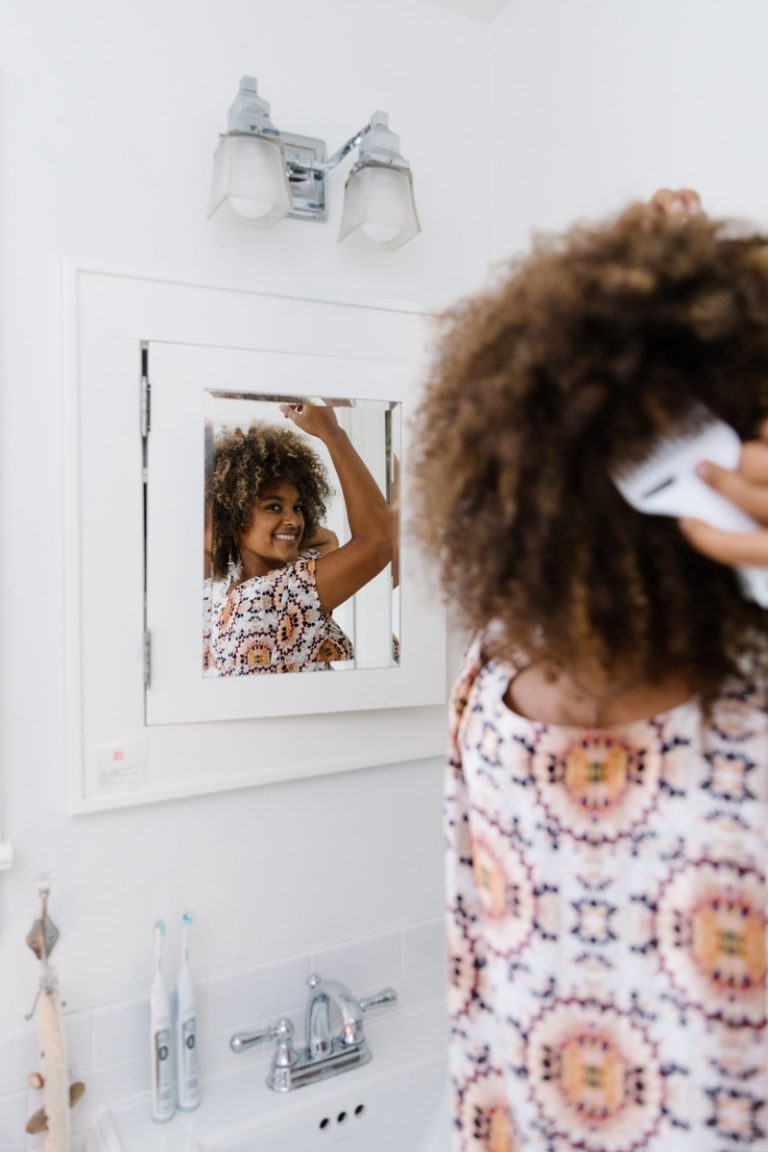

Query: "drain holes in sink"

xmin=317 ymin=1104 xmax=366 ymax=1132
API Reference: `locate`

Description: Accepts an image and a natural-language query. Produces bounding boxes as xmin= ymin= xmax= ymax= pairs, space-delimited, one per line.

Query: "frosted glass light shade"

xmin=338 ymin=165 xmax=421 ymax=251
xmin=208 ymin=134 xmax=292 ymax=229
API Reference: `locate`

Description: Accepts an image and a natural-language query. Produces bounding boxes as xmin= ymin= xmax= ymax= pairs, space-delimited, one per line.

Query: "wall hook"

xmin=25 ymin=873 xmax=59 ymax=965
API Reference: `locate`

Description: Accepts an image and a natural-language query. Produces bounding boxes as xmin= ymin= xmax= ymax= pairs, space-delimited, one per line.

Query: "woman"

xmin=205 ymin=401 xmax=391 ymax=675
xmin=413 ymin=203 xmax=767 ymax=1150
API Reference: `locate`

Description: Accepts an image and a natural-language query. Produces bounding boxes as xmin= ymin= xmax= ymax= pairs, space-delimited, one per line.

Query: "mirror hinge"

xmin=140 ymin=375 xmax=150 ymax=437
xmin=143 ymin=630 xmax=152 ymax=686
xmin=140 ymin=354 xmax=151 ymax=438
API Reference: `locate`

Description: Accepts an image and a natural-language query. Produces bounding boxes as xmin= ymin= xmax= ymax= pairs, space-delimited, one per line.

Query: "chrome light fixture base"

xmin=281 ymin=132 xmax=328 ymax=221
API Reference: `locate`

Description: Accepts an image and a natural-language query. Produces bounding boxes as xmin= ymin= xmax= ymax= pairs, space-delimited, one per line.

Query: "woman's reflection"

xmin=203 ymin=401 xmax=392 ymax=675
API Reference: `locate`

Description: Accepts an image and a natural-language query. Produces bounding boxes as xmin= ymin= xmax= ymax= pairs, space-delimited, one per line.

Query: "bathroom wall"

xmin=489 ymin=0 xmax=768 ymax=252
xmin=0 ymin=0 xmax=494 ymax=1136
xmin=6 ymin=0 xmax=767 ymax=1141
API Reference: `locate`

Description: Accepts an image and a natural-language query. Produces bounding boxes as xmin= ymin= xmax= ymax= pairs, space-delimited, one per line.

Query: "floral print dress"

xmin=447 ymin=641 xmax=767 ymax=1152
xmin=203 ymin=555 xmax=354 ymax=674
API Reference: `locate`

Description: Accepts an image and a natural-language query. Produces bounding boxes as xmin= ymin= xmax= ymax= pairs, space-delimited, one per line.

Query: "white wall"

xmin=490 ymin=0 xmax=768 ymax=258
xmin=11 ymin=0 xmax=764 ymax=1069
xmin=0 ymin=0 xmax=494 ymax=1030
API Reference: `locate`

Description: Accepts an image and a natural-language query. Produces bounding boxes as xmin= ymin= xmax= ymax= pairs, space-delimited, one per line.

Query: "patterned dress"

xmin=447 ymin=640 xmax=767 ymax=1152
xmin=203 ymin=555 xmax=354 ymax=675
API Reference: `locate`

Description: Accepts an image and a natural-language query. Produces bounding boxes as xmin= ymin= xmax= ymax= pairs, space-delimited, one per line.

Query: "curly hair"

xmin=412 ymin=205 xmax=768 ymax=695
xmin=211 ymin=421 xmax=331 ymax=580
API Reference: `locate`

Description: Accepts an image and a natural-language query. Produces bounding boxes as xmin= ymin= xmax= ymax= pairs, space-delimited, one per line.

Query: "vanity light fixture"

xmin=208 ymin=77 xmax=421 ymax=251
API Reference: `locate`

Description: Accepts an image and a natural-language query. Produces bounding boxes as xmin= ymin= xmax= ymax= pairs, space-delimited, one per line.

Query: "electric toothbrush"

xmin=149 ymin=919 xmax=175 ymax=1123
xmin=176 ymin=911 xmax=200 ymax=1111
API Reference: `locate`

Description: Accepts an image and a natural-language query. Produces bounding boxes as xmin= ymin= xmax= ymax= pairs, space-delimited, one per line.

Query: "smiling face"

xmin=236 ymin=478 xmax=306 ymax=579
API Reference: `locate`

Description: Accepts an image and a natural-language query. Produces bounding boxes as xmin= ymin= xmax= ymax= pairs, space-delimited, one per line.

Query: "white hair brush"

xmin=611 ymin=404 xmax=768 ymax=608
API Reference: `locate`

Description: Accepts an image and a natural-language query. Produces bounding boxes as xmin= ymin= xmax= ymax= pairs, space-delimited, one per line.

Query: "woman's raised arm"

xmin=280 ymin=402 xmax=392 ymax=613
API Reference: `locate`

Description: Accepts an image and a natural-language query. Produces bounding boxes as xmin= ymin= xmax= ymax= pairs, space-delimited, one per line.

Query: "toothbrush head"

xmin=181 ymin=911 xmax=195 ymax=928
xmin=154 ymin=919 xmax=166 ymax=936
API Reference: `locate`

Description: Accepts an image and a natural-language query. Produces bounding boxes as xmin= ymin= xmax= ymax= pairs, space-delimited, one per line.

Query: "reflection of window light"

xmin=385 ymin=408 xmax=393 ymax=503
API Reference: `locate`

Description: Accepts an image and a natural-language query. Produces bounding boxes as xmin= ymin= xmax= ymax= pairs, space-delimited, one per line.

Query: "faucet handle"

xmin=307 ymin=974 xmax=397 ymax=1011
xmin=359 ymin=987 xmax=398 ymax=1012
xmin=230 ymin=1016 xmax=297 ymax=1068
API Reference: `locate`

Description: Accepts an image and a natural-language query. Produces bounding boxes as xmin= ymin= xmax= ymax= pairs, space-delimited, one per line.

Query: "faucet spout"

xmin=305 ymin=975 xmax=364 ymax=1057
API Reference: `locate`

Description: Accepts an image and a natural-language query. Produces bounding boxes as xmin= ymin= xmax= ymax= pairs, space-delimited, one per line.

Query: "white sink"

xmin=96 ymin=999 xmax=451 ymax=1152
xmin=202 ymin=1055 xmax=448 ymax=1152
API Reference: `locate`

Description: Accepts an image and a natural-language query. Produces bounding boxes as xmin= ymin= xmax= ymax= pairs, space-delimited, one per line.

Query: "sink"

xmin=202 ymin=1055 xmax=449 ymax=1152
xmin=96 ymin=999 xmax=450 ymax=1152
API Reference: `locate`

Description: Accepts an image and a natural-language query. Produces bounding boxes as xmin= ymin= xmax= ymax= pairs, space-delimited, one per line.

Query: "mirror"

xmin=203 ymin=391 xmax=401 ymax=676
xmin=69 ymin=267 xmax=447 ymax=810
xmin=143 ymin=338 xmax=440 ymax=726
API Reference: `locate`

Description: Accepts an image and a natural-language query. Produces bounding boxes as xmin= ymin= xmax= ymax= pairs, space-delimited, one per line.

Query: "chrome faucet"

xmin=230 ymin=972 xmax=397 ymax=1092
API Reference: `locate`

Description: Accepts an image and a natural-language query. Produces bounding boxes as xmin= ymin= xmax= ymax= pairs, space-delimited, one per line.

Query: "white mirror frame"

xmin=146 ymin=345 xmax=432 ymax=724
xmin=64 ymin=262 xmax=448 ymax=813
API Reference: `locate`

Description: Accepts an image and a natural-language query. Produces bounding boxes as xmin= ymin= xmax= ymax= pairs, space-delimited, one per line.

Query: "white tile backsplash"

xmin=310 ymin=929 xmax=401 ymax=991
xmin=0 ymin=1090 xmax=28 ymax=1152
xmin=72 ymin=1054 xmax=149 ymax=1134
xmin=0 ymin=918 xmax=445 ymax=1148
xmin=386 ymin=964 xmax=446 ymax=1013
xmin=207 ymin=951 xmax=310 ymax=1033
xmin=92 ymin=997 xmax=147 ymax=1069
xmin=402 ymin=918 xmax=446 ymax=975
xmin=197 ymin=1019 xmax=272 ymax=1081
xmin=0 ymin=1026 xmax=37 ymax=1098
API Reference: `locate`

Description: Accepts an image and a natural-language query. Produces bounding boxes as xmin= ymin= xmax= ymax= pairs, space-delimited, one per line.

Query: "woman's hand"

xmin=303 ymin=524 xmax=340 ymax=556
xmin=679 ymin=421 xmax=768 ymax=568
xmin=649 ymin=187 xmax=703 ymax=217
xmin=279 ymin=401 xmax=342 ymax=441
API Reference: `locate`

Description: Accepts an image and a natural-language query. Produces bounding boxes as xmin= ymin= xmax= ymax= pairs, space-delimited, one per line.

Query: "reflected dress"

xmin=203 ymin=555 xmax=353 ymax=674
xmin=447 ymin=640 xmax=767 ymax=1152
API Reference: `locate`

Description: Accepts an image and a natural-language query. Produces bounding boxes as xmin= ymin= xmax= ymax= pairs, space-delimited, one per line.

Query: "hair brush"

xmin=611 ymin=404 xmax=768 ymax=608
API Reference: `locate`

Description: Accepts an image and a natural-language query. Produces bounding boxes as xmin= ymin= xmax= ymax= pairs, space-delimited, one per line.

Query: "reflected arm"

xmin=280 ymin=404 xmax=392 ymax=613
